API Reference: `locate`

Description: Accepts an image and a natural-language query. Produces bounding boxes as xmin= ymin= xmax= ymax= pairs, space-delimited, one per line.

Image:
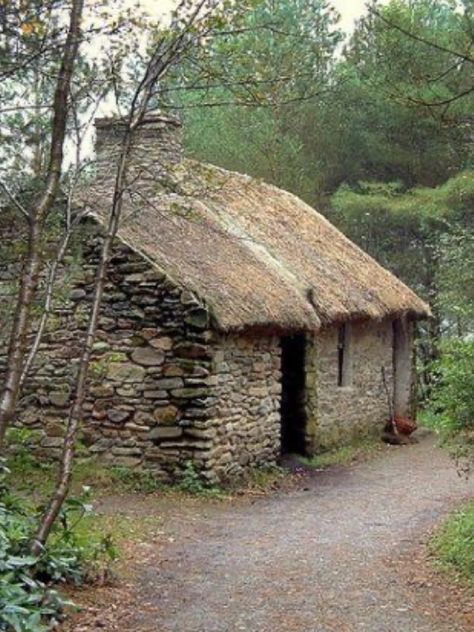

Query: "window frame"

xmin=337 ymin=323 xmax=353 ymax=387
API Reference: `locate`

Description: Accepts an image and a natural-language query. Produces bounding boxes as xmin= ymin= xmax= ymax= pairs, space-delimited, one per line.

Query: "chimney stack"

xmin=94 ymin=111 xmax=183 ymax=181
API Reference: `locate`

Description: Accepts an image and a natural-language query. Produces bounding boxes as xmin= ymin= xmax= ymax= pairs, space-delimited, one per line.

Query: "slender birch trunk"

xmin=32 ymin=125 xmax=135 ymax=553
xmin=0 ymin=0 xmax=84 ymax=449
xmin=32 ymin=0 xmax=236 ymax=551
xmin=19 ymin=219 xmax=79 ymax=388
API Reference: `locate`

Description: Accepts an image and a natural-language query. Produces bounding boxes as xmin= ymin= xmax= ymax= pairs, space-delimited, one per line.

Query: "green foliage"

xmin=340 ymin=0 xmax=472 ymax=186
xmin=430 ymin=339 xmax=474 ymax=434
xmin=109 ymin=467 xmax=163 ymax=494
xmin=300 ymin=437 xmax=382 ymax=469
xmin=436 ymin=228 xmax=474 ymax=333
xmin=431 ymin=500 xmax=474 ymax=588
xmin=424 ymin=339 xmax=474 ymax=474
xmin=181 ymin=0 xmax=472 ymax=205
xmin=180 ymin=0 xmax=342 ymax=203
xmin=244 ymin=464 xmax=285 ymax=489
xmin=178 ymin=461 xmax=223 ymax=498
xmin=330 ymin=171 xmax=474 ymax=338
xmin=0 ymin=459 xmax=116 ymax=631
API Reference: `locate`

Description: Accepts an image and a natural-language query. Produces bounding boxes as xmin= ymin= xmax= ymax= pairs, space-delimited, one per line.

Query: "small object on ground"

xmin=382 ymin=417 xmax=418 ymax=445
xmin=393 ymin=416 xmax=418 ymax=436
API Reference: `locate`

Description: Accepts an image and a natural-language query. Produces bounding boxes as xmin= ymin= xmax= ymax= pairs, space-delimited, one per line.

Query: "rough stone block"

xmin=171 ymin=387 xmax=210 ymax=399
xmin=49 ymin=391 xmax=70 ymax=407
xmin=148 ymin=426 xmax=183 ymax=440
xmin=153 ymin=405 xmax=179 ymax=424
xmin=90 ymin=385 xmax=115 ymax=398
xmin=131 ymin=347 xmax=165 ymax=366
xmin=152 ymin=377 xmax=184 ymax=390
xmin=107 ymin=362 xmax=146 ymax=382
xmin=149 ymin=336 xmax=173 ymax=350
xmin=107 ymin=409 xmax=131 ymax=424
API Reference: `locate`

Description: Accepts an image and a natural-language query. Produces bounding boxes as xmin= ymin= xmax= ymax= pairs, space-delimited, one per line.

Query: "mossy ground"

xmin=298 ymin=436 xmax=383 ymax=469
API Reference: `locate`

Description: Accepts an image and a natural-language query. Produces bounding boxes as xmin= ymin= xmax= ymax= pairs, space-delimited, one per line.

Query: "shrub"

xmin=425 ymin=339 xmax=474 ymax=475
xmin=178 ymin=461 xmax=222 ymax=497
xmin=110 ymin=466 xmax=163 ymax=494
xmin=430 ymin=339 xmax=474 ymax=434
xmin=431 ymin=500 xmax=474 ymax=588
xmin=0 ymin=459 xmax=115 ymax=631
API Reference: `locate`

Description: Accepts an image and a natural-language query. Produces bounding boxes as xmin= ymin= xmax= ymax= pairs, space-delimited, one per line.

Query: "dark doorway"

xmin=280 ymin=334 xmax=307 ymax=455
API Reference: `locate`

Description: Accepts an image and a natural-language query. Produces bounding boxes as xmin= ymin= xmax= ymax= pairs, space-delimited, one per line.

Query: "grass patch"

xmin=417 ymin=409 xmax=443 ymax=431
xmin=7 ymin=450 xmax=227 ymax=500
xmin=5 ymin=453 xmax=167 ymax=574
xmin=430 ymin=500 xmax=474 ymax=589
xmin=175 ymin=460 xmax=225 ymax=498
xmin=299 ymin=436 xmax=382 ymax=469
xmin=64 ymin=510 xmax=164 ymax=565
xmin=245 ymin=464 xmax=286 ymax=489
xmin=7 ymin=451 xmax=165 ymax=498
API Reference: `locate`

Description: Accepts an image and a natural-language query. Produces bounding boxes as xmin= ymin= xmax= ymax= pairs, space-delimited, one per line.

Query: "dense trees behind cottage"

xmin=180 ymin=0 xmax=473 ymax=336
xmin=177 ymin=0 xmax=474 ymax=445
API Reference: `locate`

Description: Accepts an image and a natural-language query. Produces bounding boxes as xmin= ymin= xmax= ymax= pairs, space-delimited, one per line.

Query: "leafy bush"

xmin=430 ymin=339 xmax=474 ymax=434
xmin=178 ymin=461 xmax=222 ymax=497
xmin=424 ymin=339 xmax=474 ymax=476
xmin=0 ymin=460 xmax=115 ymax=631
xmin=431 ymin=500 xmax=474 ymax=588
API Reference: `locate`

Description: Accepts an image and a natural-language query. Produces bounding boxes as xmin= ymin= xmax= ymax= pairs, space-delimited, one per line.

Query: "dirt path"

xmin=70 ymin=437 xmax=474 ymax=632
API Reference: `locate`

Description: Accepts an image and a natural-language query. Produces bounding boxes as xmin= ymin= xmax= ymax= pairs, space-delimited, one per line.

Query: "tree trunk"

xmin=0 ymin=0 xmax=84 ymax=450
xmin=32 ymin=0 xmax=241 ymax=552
xmin=32 ymin=130 xmax=134 ymax=554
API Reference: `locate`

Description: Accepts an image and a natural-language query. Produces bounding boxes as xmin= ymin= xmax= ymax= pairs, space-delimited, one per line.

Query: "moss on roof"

xmin=80 ymin=159 xmax=430 ymax=332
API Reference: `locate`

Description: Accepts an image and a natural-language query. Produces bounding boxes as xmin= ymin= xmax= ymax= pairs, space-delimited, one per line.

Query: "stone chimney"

xmin=94 ymin=111 xmax=183 ymax=181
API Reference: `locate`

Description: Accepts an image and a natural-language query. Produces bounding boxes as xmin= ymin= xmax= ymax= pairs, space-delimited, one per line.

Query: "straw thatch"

xmin=82 ymin=160 xmax=430 ymax=332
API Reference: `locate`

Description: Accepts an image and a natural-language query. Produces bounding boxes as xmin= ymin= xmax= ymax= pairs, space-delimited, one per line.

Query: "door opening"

xmin=280 ymin=334 xmax=307 ymax=455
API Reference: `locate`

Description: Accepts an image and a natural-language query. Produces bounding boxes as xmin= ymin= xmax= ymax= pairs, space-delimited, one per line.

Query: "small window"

xmin=337 ymin=323 xmax=352 ymax=387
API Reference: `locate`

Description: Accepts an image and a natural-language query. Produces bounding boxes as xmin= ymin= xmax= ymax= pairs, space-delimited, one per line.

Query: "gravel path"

xmin=120 ymin=437 xmax=473 ymax=632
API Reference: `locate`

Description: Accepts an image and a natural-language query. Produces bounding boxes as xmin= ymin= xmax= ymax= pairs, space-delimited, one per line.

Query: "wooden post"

xmin=393 ymin=317 xmax=413 ymax=418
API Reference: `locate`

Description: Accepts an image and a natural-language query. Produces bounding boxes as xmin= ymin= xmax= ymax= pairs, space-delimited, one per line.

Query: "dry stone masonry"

xmin=0 ymin=223 xmax=283 ymax=482
xmin=0 ymin=217 xmax=410 ymax=481
xmin=208 ymin=334 xmax=282 ymax=478
xmin=0 ymin=112 xmax=422 ymax=482
xmin=304 ymin=320 xmax=395 ymax=451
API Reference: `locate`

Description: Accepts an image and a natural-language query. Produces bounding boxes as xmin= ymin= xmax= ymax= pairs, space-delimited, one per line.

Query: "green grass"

xmin=7 ymin=448 xmax=229 ymax=501
xmin=5 ymin=452 xmax=167 ymax=581
xmin=430 ymin=500 xmax=474 ymax=589
xmin=7 ymin=450 xmax=165 ymax=498
xmin=245 ymin=464 xmax=286 ymax=488
xmin=299 ymin=436 xmax=382 ymax=469
xmin=417 ymin=409 xmax=443 ymax=430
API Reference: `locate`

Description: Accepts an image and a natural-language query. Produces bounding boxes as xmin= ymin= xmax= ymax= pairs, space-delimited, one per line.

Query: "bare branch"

xmin=0 ymin=181 xmax=29 ymax=220
xmin=0 ymin=0 xmax=85 ymax=450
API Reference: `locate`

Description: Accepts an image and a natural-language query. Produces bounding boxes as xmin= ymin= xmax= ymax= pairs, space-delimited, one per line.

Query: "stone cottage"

xmin=0 ymin=113 xmax=430 ymax=482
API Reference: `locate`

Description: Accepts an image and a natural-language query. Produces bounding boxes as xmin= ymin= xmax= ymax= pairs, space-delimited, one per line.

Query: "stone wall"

xmin=0 ymin=216 xmax=22 ymax=333
xmin=1 ymin=212 xmax=413 ymax=477
xmin=205 ymin=333 xmax=282 ymax=481
xmin=0 ymin=220 xmax=285 ymax=482
xmin=1 ymin=221 xmax=222 ymax=481
xmin=305 ymin=319 xmax=395 ymax=451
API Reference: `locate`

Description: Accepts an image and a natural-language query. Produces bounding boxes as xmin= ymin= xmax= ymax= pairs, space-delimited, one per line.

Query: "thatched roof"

xmin=82 ymin=160 xmax=430 ymax=332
